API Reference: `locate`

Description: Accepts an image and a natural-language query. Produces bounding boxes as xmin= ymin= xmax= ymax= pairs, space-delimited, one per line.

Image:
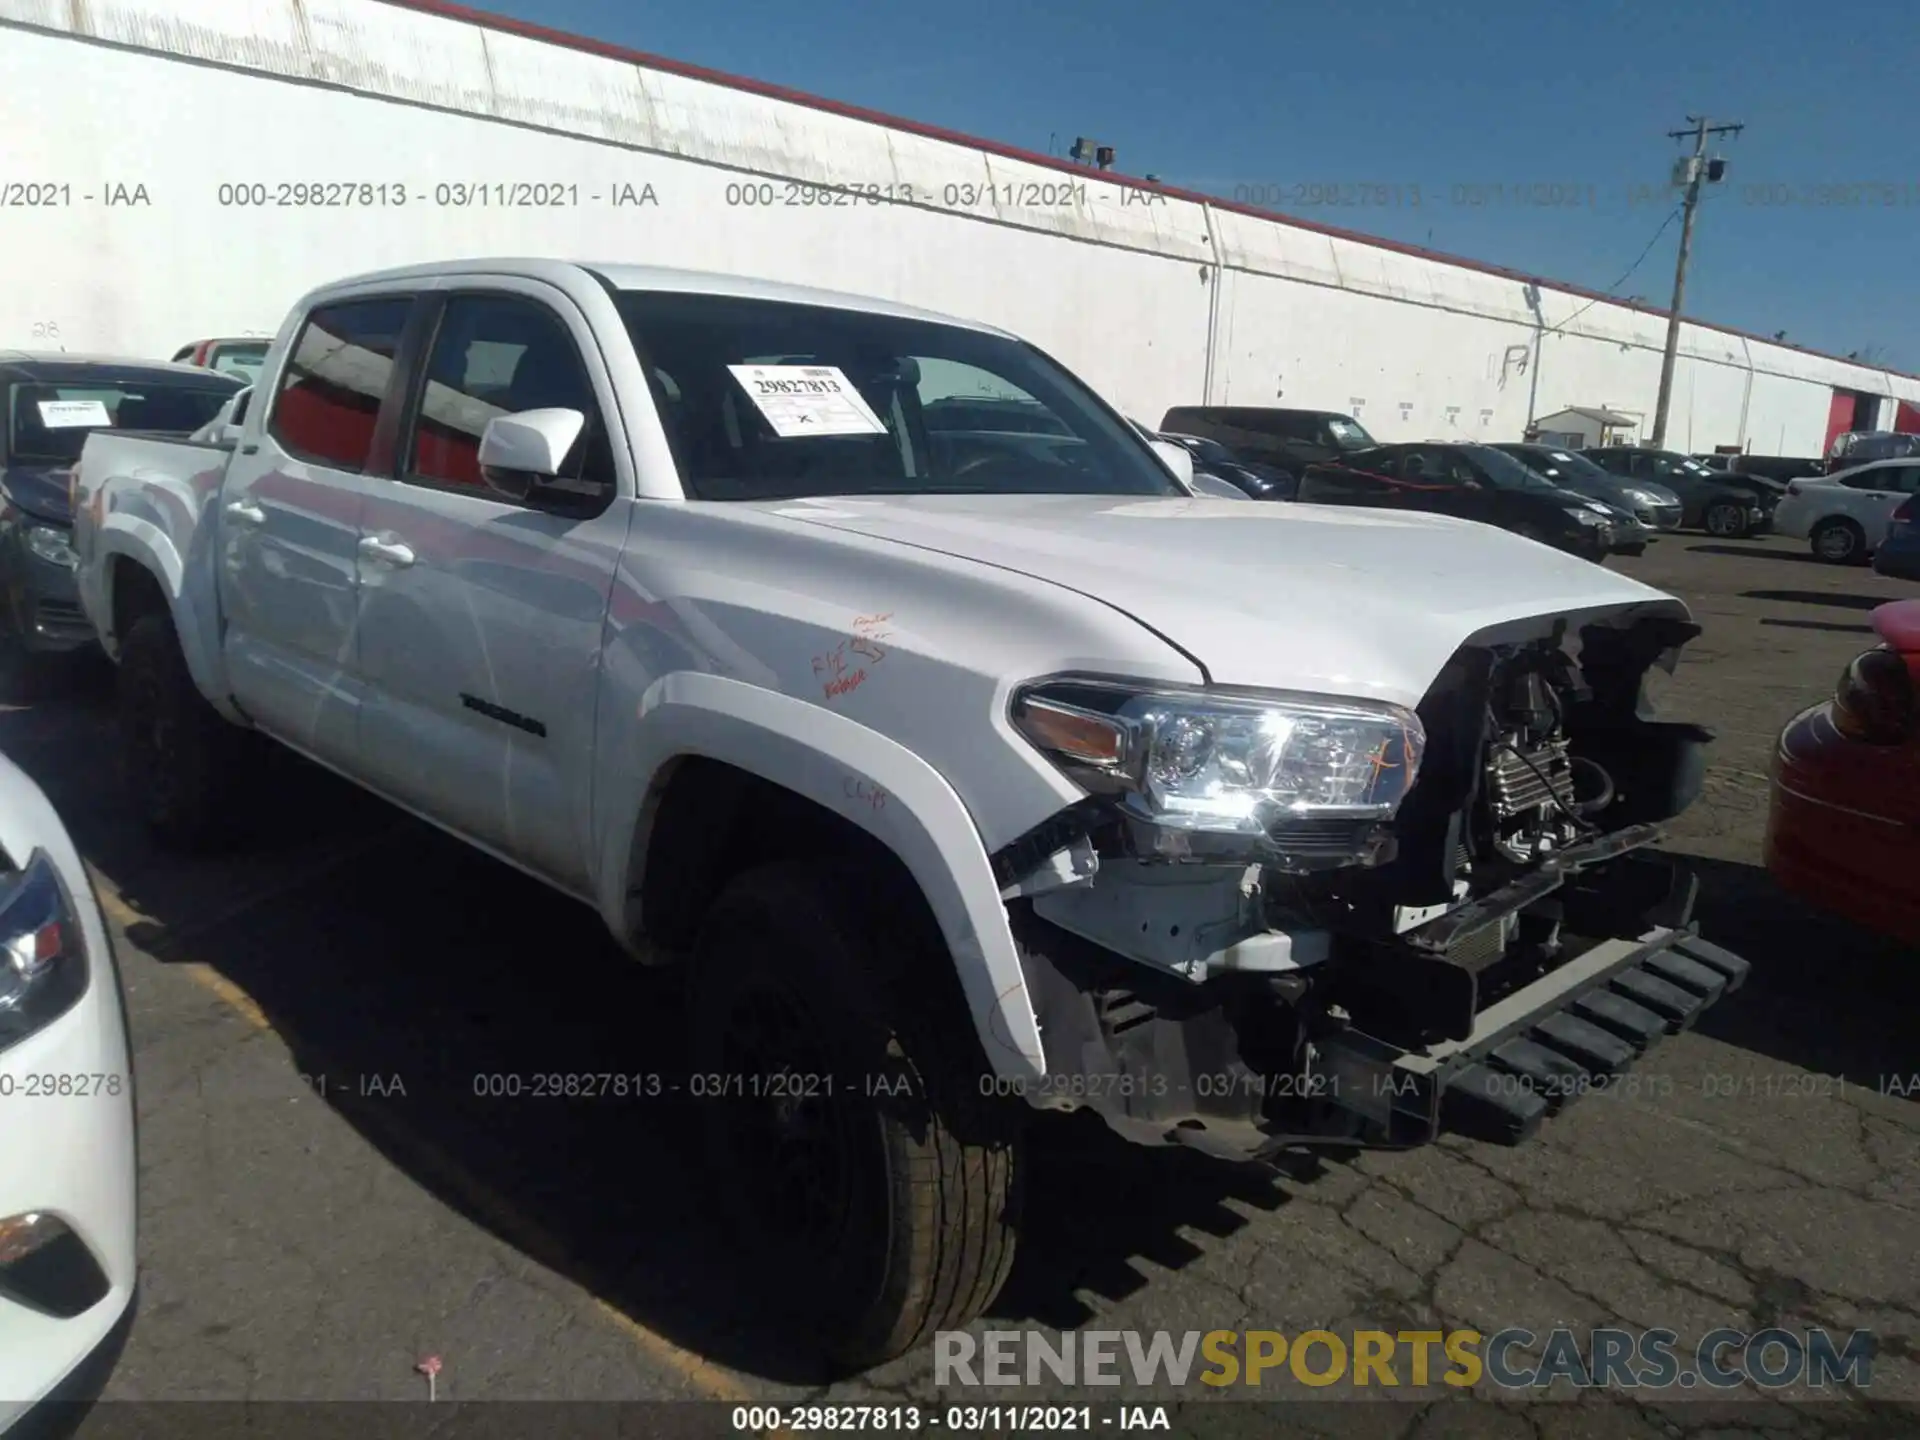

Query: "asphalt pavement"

xmin=4 ymin=529 xmax=1916 ymax=1438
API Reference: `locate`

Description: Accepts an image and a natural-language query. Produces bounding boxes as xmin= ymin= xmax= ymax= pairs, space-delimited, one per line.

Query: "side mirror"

xmin=1149 ymin=438 xmax=1196 ymax=490
xmin=477 ymin=408 xmax=586 ymax=503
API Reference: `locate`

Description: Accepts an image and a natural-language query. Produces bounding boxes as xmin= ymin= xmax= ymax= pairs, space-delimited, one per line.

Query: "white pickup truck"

xmin=71 ymin=258 xmax=1749 ymax=1367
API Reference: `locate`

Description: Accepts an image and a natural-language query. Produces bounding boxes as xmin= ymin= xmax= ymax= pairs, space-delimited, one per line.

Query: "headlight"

xmin=1565 ymin=507 xmax=1607 ymax=525
xmin=25 ymin=524 xmax=77 ymax=569
xmin=1011 ymin=679 xmax=1425 ymax=867
xmin=0 ymin=849 xmax=90 ymax=1056
xmin=1832 ymin=645 xmax=1915 ymax=745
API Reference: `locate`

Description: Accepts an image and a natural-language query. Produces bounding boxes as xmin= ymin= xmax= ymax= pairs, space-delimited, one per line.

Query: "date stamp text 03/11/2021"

xmin=282 ymin=1067 xmax=1920 ymax=1104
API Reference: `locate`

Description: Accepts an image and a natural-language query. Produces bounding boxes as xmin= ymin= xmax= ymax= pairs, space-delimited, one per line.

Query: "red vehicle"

xmin=1764 ymin=598 xmax=1920 ymax=945
xmin=170 ymin=336 xmax=271 ymax=383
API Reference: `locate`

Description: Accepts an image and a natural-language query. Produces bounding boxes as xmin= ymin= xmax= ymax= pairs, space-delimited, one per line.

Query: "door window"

xmin=268 ymin=297 xmax=413 ymax=472
xmin=404 ymin=294 xmax=616 ymax=503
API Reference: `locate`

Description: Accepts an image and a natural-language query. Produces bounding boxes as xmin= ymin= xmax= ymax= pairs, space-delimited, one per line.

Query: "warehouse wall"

xmin=1 ymin=0 xmax=1915 ymax=456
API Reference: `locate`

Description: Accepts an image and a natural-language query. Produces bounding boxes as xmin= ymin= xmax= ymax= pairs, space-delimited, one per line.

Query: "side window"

xmin=1400 ymin=449 xmax=1441 ymax=481
xmin=1894 ymin=467 xmax=1920 ymax=494
xmin=406 ymin=294 xmax=614 ymax=499
xmin=1841 ymin=469 xmax=1889 ymax=490
xmin=268 ymin=297 xmax=413 ymax=472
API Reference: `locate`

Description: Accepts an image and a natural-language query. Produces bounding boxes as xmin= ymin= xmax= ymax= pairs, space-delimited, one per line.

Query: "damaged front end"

xmin=994 ymin=611 xmax=1751 ymax=1164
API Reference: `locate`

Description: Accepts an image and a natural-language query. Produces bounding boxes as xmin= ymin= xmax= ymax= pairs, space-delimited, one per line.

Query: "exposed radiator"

xmin=1487 ymin=737 xmax=1576 ymax=819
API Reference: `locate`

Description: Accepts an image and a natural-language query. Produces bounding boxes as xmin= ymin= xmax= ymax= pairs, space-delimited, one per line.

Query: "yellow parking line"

xmin=91 ymin=867 xmax=770 ymax=1414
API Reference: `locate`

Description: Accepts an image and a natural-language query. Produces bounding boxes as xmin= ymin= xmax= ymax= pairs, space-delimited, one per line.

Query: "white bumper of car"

xmin=1769 ymin=495 xmax=1817 ymax=539
xmin=0 ymin=762 xmax=136 ymax=1431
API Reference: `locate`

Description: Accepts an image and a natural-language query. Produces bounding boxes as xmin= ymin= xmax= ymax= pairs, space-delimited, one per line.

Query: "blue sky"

xmin=487 ymin=0 xmax=1917 ymax=371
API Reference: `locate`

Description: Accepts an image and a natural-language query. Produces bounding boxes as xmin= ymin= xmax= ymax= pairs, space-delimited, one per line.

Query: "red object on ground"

xmin=1764 ymin=600 xmax=1920 ymax=946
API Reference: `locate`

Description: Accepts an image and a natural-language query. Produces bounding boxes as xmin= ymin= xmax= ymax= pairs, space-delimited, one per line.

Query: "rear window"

xmin=207 ymin=341 xmax=270 ymax=384
xmin=7 ymin=378 xmax=240 ymax=465
xmin=614 ymin=290 xmax=1177 ymax=502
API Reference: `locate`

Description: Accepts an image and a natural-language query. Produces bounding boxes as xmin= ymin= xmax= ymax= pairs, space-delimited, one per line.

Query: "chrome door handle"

xmin=358 ymin=535 xmax=416 ymax=568
xmin=224 ymin=500 xmax=266 ymax=526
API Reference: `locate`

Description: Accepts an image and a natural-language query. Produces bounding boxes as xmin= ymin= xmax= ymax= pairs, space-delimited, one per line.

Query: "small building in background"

xmin=1529 ymin=406 xmax=1640 ymax=449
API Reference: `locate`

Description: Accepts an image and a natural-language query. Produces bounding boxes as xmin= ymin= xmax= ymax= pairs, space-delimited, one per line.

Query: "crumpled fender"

xmin=597 ymin=670 xmax=1046 ymax=1083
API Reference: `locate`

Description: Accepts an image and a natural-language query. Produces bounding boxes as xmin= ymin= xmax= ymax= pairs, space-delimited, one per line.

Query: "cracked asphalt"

xmin=3 ymin=530 xmax=1914 ymax=1439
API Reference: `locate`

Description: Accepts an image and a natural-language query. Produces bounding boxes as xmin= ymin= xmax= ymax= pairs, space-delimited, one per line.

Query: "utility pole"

xmin=1649 ymin=115 xmax=1742 ymax=448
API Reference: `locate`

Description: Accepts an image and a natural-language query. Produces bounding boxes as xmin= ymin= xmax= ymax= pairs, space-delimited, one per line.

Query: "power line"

xmin=1545 ymin=203 xmax=1684 ymax=337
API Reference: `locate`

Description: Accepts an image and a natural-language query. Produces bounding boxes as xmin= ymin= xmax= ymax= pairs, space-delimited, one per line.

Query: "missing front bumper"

xmin=1315 ymin=927 xmax=1751 ymax=1149
xmin=1012 ymin=845 xmax=1752 ymax=1162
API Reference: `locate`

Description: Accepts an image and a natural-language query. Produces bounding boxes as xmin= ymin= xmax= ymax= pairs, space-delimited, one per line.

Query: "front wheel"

xmin=1703 ymin=500 xmax=1750 ymax=538
xmin=687 ymin=859 xmax=1024 ymax=1371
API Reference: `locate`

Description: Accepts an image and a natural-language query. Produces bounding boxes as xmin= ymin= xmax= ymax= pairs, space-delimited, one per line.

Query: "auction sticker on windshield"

xmin=37 ymin=399 xmax=111 ymax=428
xmin=727 ymin=364 xmax=887 ymax=438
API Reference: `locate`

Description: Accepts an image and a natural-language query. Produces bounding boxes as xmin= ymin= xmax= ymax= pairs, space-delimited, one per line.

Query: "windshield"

xmin=8 ymin=379 xmax=239 ymax=465
xmin=1464 ymin=445 xmax=1557 ymax=490
xmin=1326 ymin=415 xmax=1375 ymax=450
xmin=1528 ymin=448 xmax=1616 ymax=484
xmin=614 ymin=290 xmax=1180 ymax=501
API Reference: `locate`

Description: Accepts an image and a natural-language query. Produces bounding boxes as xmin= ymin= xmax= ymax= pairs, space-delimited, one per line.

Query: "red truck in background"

xmin=171 ymin=336 xmax=272 ymax=384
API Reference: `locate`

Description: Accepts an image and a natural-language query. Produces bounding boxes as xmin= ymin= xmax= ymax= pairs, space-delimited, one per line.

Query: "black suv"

xmin=1158 ymin=406 xmax=1377 ymax=481
xmin=1582 ymin=447 xmax=1778 ymax=537
xmin=1296 ymin=442 xmax=1616 ymax=560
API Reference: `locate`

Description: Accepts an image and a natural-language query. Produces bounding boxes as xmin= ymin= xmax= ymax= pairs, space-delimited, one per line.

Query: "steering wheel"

xmin=948 ymin=451 xmax=1034 ymax=484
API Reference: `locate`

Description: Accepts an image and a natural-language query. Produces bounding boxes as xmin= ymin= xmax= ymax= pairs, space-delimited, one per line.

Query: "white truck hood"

xmin=766 ymin=493 xmax=1692 ymax=711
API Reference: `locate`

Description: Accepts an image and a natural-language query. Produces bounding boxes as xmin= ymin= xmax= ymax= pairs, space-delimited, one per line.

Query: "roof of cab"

xmin=303 ymin=257 xmax=1016 ymax=338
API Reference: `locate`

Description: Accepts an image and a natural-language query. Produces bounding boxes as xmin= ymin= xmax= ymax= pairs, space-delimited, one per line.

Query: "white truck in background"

xmin=70 ymin=258 xmax=1749 ymax=1368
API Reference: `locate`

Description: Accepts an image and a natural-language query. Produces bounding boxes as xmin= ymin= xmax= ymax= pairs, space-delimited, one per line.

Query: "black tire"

xmin=117 ymin=611 xmax=265 ymax=850
xmin=687 ymin=859 xmax=1024 ymax=1371
xmin=1703 ymin=500 xmax=1749 ymax=538
xmin=1810 ymin=517 xmax=1867 ymax=565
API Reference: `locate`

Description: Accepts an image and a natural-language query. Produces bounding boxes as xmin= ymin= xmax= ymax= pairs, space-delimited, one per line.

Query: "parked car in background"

xmin=1154 ymin=431 xmax=1297 ymax=499
xmin=1123 ymin=421 xmax=1256 ymax=499
xmin=1872 ymin=496 xmax=1920 ymax=580
xmin=1770 ymin=459 xmax=1920 ymax=564
xmin=1723 ymin=454 xmax=1825 ymax=486
xmin=1 ymin=355 xmax=243 ymax=659
xmin=1827 ymin=430 xmax=1920 ymax=474
xmin=1582 ymin=447 xmax=1775 ymax=537
xmin=1764 ymin=598 xmax=1920 ymax=947
xmin=1297 ymin=442 xmax=1617 ymax=561
xmin=73 ymin=256 xmax=1750 ymax=1366
xmin=1494 ymin=443 xmax=1682 ymax=553
xmin=0 ymin=751 xmax=139 ymax=1433
xmin=1157 ymin=406 xmax=1376 ymax=485
xmin=170 ymin=337 xmax=271 ymax=385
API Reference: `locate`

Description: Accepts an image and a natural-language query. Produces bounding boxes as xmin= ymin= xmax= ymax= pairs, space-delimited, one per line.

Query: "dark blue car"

xmin=1873 ymin=496 xmax=1920 ymax=580
xmin=0 ymin=354 xmax=241 ymax=656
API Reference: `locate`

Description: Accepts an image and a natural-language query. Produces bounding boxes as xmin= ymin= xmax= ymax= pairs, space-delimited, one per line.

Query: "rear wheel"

xmin=1810 ymin=517 xmax=1866 ymax=565
xmin=117 ymin=611 xmax=266 ymax=850
xmin=687 ymin=859 xmax=1024 ymax=1372
xmin=1703 ymin=500 xmax=1750 ymax=538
